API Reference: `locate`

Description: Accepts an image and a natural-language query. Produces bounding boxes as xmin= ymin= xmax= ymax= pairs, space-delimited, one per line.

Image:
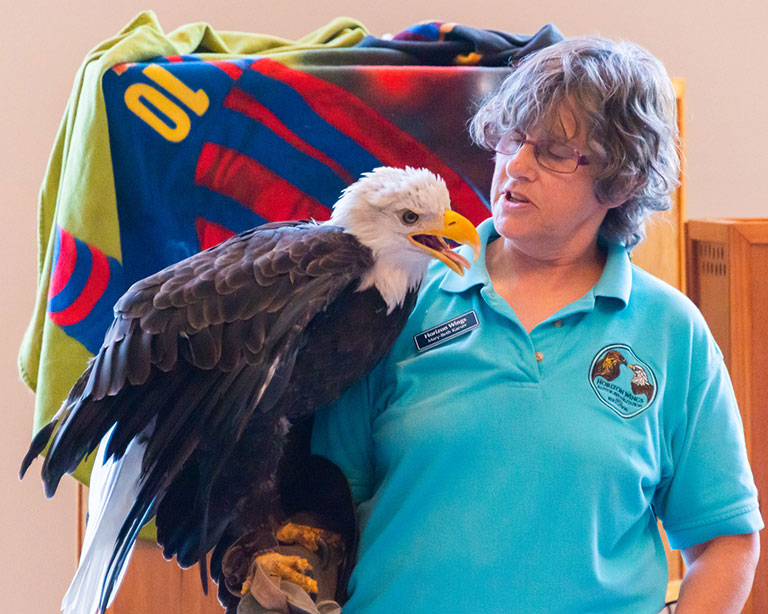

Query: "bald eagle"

xmin=628 ymin=363 xmax=655 ymax=401
xmin=20 ymin=167 xmax=480 ymax=614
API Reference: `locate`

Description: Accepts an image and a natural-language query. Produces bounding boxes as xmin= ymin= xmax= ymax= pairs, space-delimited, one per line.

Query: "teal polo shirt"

xmin=312 ymin=219 xmax=762 ymax=614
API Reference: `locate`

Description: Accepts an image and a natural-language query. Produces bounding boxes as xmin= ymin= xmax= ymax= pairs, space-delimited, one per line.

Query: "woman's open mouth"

xmin=505 ymin=190 xmax=531 ymax=205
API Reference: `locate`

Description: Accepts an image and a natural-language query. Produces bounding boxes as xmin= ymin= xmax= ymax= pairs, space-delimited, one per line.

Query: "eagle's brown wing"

xmin=23 ymin=222 xmax=370 ymax=486
xmin=19 ymin=221 xmax=377 ymax=608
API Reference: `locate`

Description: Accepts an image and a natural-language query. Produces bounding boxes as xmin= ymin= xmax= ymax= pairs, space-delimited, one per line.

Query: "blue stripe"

xmin=211 ymin=108 xmax=348 ymax=205
xmin=188 ymin=189 xmax=272 ymax=233
xmin=236 ymin=68 xmax=382 ymax=178
xmin=408 ymin=23 xmax=442 ymax=40
xmin=59 ymin=258 xmax=126 ymax=353
xmin=48 ymin=235 xmax=92 ymax=313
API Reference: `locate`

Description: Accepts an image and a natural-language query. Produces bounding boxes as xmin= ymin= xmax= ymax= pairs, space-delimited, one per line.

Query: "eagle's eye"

xmin=401 ymin=210 xmax=420 ymax=225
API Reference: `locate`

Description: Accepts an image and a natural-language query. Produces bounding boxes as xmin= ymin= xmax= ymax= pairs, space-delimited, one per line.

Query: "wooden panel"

xmin=685 ymin=218 xmax=768 ymax=614
xmin=108 ymin=541 xmax=184 ymax=614
xmin=632 ymin=207 xmax=684 ymax=289
xmin=748 ymin=242 xmax=768 ymax=614
xmin=106 ymin=542 xmax=223 ymax=614
xmin=77 ymin=488 xmax=223 ymax=614
xmin=659 ymin=517 xmax=684 ymax=593
xmin=632 ymin=78 xmax=686 ymax=292
xmin=686 ymin=237 xmax=731 ymax=358
xmin=179 ymin=556 xmax=225 ymax=614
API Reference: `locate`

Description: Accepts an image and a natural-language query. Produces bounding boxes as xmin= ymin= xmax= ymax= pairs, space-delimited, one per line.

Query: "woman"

xmin=297 ymin=37 xmax=762 ymax=614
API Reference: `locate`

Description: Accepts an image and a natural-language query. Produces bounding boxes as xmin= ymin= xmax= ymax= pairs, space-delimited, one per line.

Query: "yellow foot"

xmin=276 ymin=522 xmax=326 ymax=551
xmin=249 ymin=551 xmax=318 ymax=595
xmin=277 ymin=522 xmax=343 ymax=553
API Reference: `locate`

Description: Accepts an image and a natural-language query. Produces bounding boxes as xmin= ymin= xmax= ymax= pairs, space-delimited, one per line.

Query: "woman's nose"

xmin=501 ymin=141 xmax=537 ymax=179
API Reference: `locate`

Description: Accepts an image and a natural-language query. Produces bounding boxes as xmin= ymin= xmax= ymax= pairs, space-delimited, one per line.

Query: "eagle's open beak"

xmin=408 ymin=210 xmax=481 ymax=276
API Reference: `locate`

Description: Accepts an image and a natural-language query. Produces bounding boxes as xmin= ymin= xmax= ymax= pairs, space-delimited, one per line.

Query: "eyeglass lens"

xmin=495 ymin=133 xmax=582 ymax=173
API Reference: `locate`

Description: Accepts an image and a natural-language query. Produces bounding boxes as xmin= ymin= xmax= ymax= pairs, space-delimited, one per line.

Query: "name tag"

xmin=413 ymin=310 xmax=479 ymax=352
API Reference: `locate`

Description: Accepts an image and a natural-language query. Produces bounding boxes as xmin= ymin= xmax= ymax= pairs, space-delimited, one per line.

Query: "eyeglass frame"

xmin=493 ymin=131 xmax=591 ymax=174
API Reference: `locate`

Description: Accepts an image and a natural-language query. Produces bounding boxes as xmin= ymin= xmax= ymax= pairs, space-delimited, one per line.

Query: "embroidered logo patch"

xmin=588 ymin=344 xmax=657 ymax=418
xmin=413 ymin=310 xmax=479 ymax=352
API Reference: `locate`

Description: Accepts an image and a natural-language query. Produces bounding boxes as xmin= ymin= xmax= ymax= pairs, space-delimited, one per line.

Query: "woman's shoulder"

xmin=629 ymin=263 xmax=717 ymax=347
xmin=629 ymin=263 xmax=686 ymax=298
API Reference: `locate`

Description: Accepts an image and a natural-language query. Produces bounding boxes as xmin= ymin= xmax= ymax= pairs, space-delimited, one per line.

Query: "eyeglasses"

xmin=494 ymin=131 xmax=590 ymax=174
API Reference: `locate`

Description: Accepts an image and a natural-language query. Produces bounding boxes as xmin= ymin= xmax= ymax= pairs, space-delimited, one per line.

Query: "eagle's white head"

xmin=327 ymin=166 xmax=480 ymax=312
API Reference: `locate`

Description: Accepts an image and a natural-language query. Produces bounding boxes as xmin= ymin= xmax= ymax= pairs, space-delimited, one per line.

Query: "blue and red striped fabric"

xmin=47 ymin=227 xmax=124 ymax=353
xmin=54 ymin=54 xmax=494 ymax=352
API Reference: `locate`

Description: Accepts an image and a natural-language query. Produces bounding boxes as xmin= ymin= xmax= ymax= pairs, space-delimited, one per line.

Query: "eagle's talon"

xmin=276 ymin=522 xmax=325 ymax=552
xmin=221 ymin=529 xmax=280 ymax=596
xmin=254 ymin=552 xmax=318 ymax=595
xmin=276 ymin=521 xmax=344 ymax=571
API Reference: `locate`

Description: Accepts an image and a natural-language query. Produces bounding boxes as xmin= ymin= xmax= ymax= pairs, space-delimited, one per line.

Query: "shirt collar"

xmin=439 ymin=218 xmax=632 ymax=308
xmin=594 ymin=241 xmax=632 ymax=308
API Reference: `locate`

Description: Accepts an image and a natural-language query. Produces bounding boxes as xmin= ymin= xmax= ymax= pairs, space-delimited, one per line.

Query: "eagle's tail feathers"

xmin=99 ymin=472 xmax=159 ymax=613
xmin=61 ymin=429 xmax=145 ymax=614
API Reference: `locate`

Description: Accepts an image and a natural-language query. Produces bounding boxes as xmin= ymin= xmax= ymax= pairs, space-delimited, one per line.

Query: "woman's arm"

xmin=675 ymin=532 xmax=760 ymax=614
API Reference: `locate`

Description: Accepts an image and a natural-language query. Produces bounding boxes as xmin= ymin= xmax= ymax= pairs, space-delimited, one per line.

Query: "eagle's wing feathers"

xmin=27 ymin=222 xmax=371 ymax=501
xmin=24 ymin=222 xmax=375 ymax=611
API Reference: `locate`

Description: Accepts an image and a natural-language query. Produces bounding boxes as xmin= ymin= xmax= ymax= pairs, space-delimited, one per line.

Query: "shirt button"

xmin=553 ymin=319 xmax=564 ymax=328
xmin=535 ymin=351 xmax=544 ymax=362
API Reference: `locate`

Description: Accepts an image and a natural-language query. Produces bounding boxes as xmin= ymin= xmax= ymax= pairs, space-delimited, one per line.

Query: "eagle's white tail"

xmin=61 ymin=428 xmax=146 ymax=614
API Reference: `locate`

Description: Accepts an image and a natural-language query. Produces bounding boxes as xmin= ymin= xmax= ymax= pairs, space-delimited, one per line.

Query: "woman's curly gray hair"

xmin=470 ymin=36 xmax=680 ymax=249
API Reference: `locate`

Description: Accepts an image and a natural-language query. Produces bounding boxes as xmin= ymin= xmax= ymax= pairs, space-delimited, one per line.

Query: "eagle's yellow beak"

xmin=408 ymin=210 xmax=481 ymax=276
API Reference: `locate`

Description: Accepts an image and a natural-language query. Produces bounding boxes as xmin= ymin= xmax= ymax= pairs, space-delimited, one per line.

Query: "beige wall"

xmin=1 ymin=2 xmax=766 ymax=612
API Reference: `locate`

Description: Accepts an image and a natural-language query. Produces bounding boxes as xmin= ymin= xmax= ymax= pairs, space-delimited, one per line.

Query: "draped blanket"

xmin=19 ymin=11 xmax=561 ymax=483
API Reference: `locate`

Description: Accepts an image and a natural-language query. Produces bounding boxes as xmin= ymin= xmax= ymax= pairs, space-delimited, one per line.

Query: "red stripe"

xmin=50 ymin=246 xmax=110 ymax=326
xmin=166 ymin=55 xmax=183 ymax=63
xmin=195 ymin=218 xmax=236 ymax=250
xmin=195 ymin=143 xmax=331 ymax=222
xmin=251 ymin=59 xmax=490 ymax=225
xmin=223 ymin=87 xmax=355 ymax=184
xmin=48 ymin=227 xmax=76 ymax=298
xmin=206 ymin=60 xmax=244 ymax=80
xmin=111 ymin=63 xmax=133 ymax=76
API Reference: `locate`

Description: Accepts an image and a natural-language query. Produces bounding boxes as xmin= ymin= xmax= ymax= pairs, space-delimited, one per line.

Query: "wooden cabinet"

xmin=685 ymin=219 xmax=768 ymax=614
xmin=76 ymin=489 xmax=223 ymax=614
